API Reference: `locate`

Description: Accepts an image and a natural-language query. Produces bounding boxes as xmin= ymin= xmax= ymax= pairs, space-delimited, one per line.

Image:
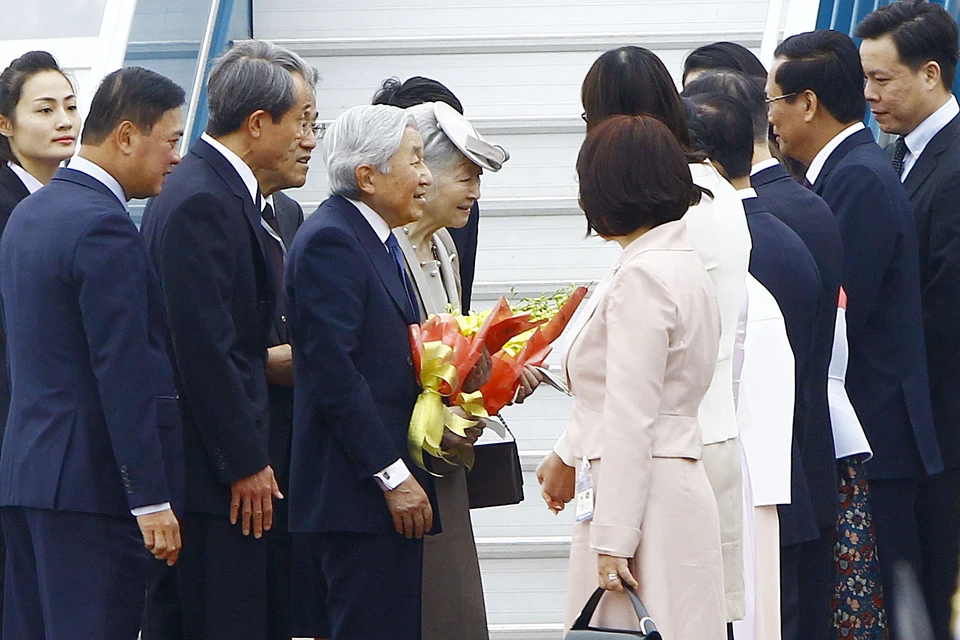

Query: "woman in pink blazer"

xmin=551 ymin=115 xmax=726 ymax=639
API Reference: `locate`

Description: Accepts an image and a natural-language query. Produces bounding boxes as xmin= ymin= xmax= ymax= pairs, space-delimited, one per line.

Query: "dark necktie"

xmin=261 ymin=203 xmax=287 ymax=335
xmin=802 ymin=177 xmax=814 ymax=191
xmin=891 ymin=136 xmax=908 ymax=178
xmin=385 ymin=233 xmax=420 ymax=322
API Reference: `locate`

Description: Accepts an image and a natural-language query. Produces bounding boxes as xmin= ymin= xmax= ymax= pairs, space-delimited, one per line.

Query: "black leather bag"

xmin=565 ymin=585 xmax=662 ymax=639
xmin=466 ymin=417 xmax=524 ymax=509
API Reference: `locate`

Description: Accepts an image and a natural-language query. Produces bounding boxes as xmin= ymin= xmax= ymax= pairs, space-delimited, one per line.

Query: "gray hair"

xmin=206 ymin=39 xmax=319 ymax=137
xmin=323 ymin=104 xmax=416 ymax=199
xmin=406 ymin=102 xmax=465 ymax=174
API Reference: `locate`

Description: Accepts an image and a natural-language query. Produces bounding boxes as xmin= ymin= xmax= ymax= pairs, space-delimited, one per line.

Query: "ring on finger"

xmin=607 ymin=573 xmax=620 ymax=581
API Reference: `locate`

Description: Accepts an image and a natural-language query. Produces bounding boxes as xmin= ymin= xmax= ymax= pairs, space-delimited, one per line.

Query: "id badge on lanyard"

xmin=575 ymin=457 xmax=595 ymax=522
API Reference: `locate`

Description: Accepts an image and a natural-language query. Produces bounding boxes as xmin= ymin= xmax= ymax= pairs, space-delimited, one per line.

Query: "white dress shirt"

xmin=345 ymin=197 xmax=412 ymax=491
xmin=749 ymin=157 xmax=780 ymax=177
xmin=901 ymin=95 xmax=960 ymax=180
xmin=68 ymin=155 xmax=172 ymax=517
xmin=7 ymin=161 xmax=43 ymax=195
xmin=805 ymin=122 xmax=865 ymax=186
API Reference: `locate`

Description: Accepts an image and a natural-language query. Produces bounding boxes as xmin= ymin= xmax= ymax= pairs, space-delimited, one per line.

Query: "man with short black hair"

xmin=857 ymin=4 xmax=960 ymax=637
xmin=140 ymin=39 xmax=318 ymax=639
xmin=768 ymin=29 xmax=943 ymax=639
xmin=0 ymin=66 xmax=185 ymax=640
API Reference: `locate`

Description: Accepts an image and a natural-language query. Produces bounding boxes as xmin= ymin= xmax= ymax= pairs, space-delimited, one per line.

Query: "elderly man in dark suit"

xmin=0 ymin=66 xmax=185 ymax=640
xmin=140 ymin=40 xmax=318 ymax=640
xmin=768 ymin=29 xmax=943 ymax=639
xmin=858 ymin=4 xmax=960 ymax=638
xmin=285 ymin=104 xmax=436 ymax=640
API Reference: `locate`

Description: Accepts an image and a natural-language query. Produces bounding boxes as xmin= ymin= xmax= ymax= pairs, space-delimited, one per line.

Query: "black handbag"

xmin=565 ymin=585 xmax=662 ymax=639
xmin=466 ymin=416 xmax=524 ymax=509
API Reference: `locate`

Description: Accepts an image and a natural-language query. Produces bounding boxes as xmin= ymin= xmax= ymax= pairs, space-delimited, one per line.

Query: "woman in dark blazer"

xmin=0 ymin=49 xmax=79 ymax=625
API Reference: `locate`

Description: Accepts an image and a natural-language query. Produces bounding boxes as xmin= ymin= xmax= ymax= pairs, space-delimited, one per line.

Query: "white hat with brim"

xmin=434 ymin=101 xmax=510 ymax=172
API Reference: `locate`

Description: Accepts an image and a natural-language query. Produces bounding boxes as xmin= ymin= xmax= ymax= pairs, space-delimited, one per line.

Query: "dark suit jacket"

xmin=0 ymin=163 xmax=30 ymax=446
xmin=286 ymin=195 xmax=437 ymax=535
xmin=751 ymin=163 xmax=842 ymax=530
xmin=266 ymin=190 xmax=303 ymax=531
xmin=0 ymin=167 xmax=181 ymax=517
xmin=446 ymin=201 xmax=479 ymax=310
xmin=141 ymin=138 xmax=276 ymax=517
xmin=743 ymin=196 xmax=823 ymax=545
xmin=900 ymin=114 xmax=960 ymax=471
xmin=812 ymin=128 xmax=942 ymax=479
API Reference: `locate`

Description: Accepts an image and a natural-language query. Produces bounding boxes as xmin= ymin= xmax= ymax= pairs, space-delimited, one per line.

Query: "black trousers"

xmin=143 ymin=516 xmax=293 ymax=640
xmin=779 ymin=529 xmax=834 ymax=640
xmin=870 ymin=477 xmax=922 ymax=640
xmin=177 ymin=511 xmax=270 ymax=640
xmin=316 ymin=531 xmax=423 ymax=640
xmin=917 ymin=467 xmax=960 ymax=640
xmin=1 ymin=506 xmax=153 ymax=640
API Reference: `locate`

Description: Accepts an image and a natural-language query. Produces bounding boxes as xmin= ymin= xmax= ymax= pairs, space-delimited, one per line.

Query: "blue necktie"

xmin=385 ymin=233 xmax=420 ymax=321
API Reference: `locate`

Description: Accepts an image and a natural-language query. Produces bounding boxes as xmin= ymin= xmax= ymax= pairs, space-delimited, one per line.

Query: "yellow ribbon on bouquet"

xmin=408 ymin=342 xmax=488 ymax=472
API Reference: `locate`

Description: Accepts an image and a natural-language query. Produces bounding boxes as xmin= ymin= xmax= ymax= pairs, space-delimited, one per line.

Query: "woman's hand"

xmin=511 ymin=364 xmax=544 ymax=404
xmin=461 ymin=345 xmax=492 ymax=393
xmin=597 ymin=554 xmax=639 ymax=593
xmin=440 ymin=406 xmax=484 ymax=453
xmin=536 ymin=451 xmax=575 ymax=514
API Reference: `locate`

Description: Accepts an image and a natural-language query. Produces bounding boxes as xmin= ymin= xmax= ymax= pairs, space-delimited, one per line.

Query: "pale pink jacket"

xmin=554 ymin=220 xmax=721 ymax=555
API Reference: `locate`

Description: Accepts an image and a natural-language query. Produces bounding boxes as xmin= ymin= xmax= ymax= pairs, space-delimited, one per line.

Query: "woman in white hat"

xmin=394 ymin=101 xmax=508 ymax=640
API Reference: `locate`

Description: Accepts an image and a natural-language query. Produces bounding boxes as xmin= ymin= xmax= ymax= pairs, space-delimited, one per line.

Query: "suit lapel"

xmin=813 ymin=128 xmax=875 ymax=195
xmin=334 ymin=197 xmax=417 ymax=324
xmin=191 ymin=139 xmax=276 ymax=302
xmin=904 ymin=115 xmax=960 ymax=199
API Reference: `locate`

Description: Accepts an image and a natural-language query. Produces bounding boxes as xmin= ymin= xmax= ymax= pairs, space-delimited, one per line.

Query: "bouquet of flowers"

xmin=407 ymin=286 xmax=587 ymax=470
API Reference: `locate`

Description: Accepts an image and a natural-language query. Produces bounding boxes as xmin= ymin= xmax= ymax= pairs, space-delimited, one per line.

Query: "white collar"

xmin=346 ymin=197 xmax=391 ymax=249
xmin=805 ymin=122 xmax=865 ymax=185
xmin=749 ymin=157 xmax=779 ymax=176
xmin=264 ymin=193 xmax=274 ymax=211
xmin=6 ymin=161 xmax=44 ymax=195
xmin=737 ymin=187 xmax=758 ymax=201
xmin=67 ymin=156 xmax=127 ymax=206
xmin=201 ymin=132 xmax=260 ymax=207
xmin=904 ymin=95 xmax=959 ymax=161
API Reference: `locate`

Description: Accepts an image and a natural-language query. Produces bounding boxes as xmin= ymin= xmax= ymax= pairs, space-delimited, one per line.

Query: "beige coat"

xmin=555 ymin=220 xmax=727 ymax=639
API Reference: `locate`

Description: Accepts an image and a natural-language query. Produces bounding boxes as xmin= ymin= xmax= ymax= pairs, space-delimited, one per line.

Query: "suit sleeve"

xmin=158 ymin=192 xmax=269 ymax=484
xmin=289 ymin=225 xmax=405 ymax=479
xmin=590 ymin=262 xmax=673 ymax=557
xmin=75 ymin=212 xmax=170 ymax=510
xmin=921 ymin=168 xmax=960 ymax=384
xmin=821 ymin=165 xmax=900 ymax=339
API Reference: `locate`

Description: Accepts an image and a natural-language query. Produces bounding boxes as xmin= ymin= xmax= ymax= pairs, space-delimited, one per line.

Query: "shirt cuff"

xmin=374 ymin=459 xmax=411 ymax=491
xmin=553 ymin=431 xmax=577 ymax=467
xmin=131 ymin=502 xmax=172 ymax=517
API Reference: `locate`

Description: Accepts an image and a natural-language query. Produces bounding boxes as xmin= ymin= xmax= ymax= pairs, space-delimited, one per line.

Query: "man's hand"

xmin=136 ymin=509 xmax=182 ymax=566
xmin=265 ymin=344 xmax=294 ymax=386
xmin=230 ymin=465 xmax=283 ymax=538
xmin=383 ymin=476 xmax=433 ymax=539
xmin=461 ymin=345 xmax=492 ymax=393
xmin=536 ymin=451 xmax=576 ymax=514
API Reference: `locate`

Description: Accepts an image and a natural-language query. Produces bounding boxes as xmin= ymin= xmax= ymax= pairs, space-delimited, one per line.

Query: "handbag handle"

xmin=490 ymin=413 xmax=517 ymax=442
xmin=570 ymin=585 xmax=661 ymax=638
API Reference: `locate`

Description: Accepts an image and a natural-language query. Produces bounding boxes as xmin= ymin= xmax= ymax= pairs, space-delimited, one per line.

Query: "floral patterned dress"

xmin=832 ymin=457 xmax=888 ymax=639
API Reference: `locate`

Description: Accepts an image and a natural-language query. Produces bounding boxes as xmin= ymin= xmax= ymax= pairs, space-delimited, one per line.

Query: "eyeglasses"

xmin=765 ymin=92 xmax=798 ymax=105
xmin=581 ymin=112 xmax=588 ymax=123
xmin=298 ymin=121 xmax=327 ymax=138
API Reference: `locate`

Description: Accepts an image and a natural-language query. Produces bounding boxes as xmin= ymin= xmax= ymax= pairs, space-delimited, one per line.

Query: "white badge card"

xmin=575 ymin=458 xmax=595 ymax=522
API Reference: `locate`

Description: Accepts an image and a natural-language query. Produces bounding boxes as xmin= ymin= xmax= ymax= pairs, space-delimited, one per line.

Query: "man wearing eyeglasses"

xmin=140 ymin=40 xmax=321 ymax=640
xmin=767 ymin=29 xmax=942 ymax=640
